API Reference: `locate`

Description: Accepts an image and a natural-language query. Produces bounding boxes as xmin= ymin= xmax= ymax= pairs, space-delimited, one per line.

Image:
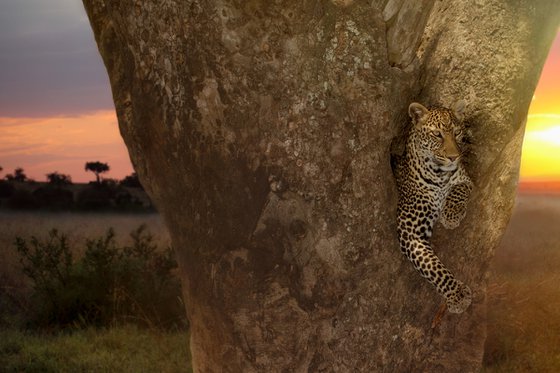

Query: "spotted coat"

xmin=395 ymin=101 xmax=473 ymax=314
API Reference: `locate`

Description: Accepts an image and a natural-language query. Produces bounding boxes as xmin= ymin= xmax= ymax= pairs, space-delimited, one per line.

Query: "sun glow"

xmin=519 ymin=31 xmax=560 ymax=184
xmin=521 ymin=114 xmax=560 ymax=180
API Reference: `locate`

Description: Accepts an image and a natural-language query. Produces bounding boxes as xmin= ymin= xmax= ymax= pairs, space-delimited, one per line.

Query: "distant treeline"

xmin=0 ymin=164 xmax=154 ymax=212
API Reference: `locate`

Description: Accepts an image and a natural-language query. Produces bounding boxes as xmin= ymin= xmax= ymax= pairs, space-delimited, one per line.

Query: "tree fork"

xmin=83 ymin=1 xmax=559 ymax=371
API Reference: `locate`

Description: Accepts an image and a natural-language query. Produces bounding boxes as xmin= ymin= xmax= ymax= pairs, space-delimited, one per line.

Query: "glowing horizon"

xmin=0 ymin=1 xmax=558 ymax=185
xmin=520 ymin=115 xmax=560 ymax=180
xmin=0 ymin=110 xmax=133 ymax=183
xmin=519 ymin=31 xmax=560 ymax=182
xmin=1 ymin=105 xmax=558 ymax=184
xmin=1 ymin=95 xmax=559 ymax=184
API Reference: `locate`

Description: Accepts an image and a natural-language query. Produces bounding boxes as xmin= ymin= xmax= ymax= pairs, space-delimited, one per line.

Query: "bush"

xmin=0 ymin=181 xmax=15 ymax=199
xmin=6 ymin=189 xmax=39 ymax=210
xmin=14 ymin=230 xmax=77 ymax=327
xmin=14 ymin=226 xmax=185 ymax=330
xmin=120 ymin=172 xmax=143 ymax=189
xmin=46 ymin=172 xmax=72 ymax=186
xmin=114 ymin=189 xmax=144 ymax=211
xmin=76 ymin=182 xmax=144 ymax=211
xmin=32 ymin=186 xmax=74 ymax=210
xmin=76 ymin=184 xmax=113 ymax=210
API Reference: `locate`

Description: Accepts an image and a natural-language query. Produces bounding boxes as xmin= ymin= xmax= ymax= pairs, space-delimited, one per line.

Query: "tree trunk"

xmin=83 ymin=1 xmax=559 ymax=371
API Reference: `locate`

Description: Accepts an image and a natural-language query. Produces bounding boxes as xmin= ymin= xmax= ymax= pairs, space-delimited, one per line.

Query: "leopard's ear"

xmin=408 ymin=102 xmax=429 ymax=127
xmin=453 ymin=100 xmax=466 ymax=121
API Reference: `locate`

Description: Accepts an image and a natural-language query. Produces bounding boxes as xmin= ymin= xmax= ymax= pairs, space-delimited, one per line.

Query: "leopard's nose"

xmin=448 ymin=155 xmax=458 ymax=162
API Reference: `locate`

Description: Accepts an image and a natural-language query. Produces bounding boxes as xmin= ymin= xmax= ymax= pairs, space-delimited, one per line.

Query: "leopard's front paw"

xmin=440 ymin=202 xmax=467 ymax=229
xmin=446 ymin=281 xmax=472 ymax=314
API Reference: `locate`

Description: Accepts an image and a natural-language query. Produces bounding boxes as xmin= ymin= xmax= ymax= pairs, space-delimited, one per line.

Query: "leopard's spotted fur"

xmin=395 ymin=101 xmax=473 ymax=314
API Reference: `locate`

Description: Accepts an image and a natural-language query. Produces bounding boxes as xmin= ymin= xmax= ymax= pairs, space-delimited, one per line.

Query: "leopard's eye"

xmin=431 ymin=130 xmax=443 ymax=138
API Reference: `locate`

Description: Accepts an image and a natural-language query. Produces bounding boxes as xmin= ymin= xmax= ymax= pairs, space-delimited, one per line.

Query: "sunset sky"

xmin=521 ymin=33 xmax=560 ymax=181
xmin=0 ymin=1 xmax=558 ymax=183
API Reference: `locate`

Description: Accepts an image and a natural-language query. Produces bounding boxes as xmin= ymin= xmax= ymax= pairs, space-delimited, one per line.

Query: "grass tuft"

xmin=0 ymin=326 xmax=192 ymax=373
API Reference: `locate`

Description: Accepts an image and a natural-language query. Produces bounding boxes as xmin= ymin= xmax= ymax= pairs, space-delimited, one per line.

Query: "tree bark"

xmin=83 ymin=1 xmax=559 ymax=371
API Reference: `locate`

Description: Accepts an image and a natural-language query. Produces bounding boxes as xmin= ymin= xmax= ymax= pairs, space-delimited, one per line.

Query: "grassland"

xmin=0 ymin=325 xmax=191 ymax=373
xmin=1 ymin=195 xmax=559 ymax=371
xmin=0 ymin=212 xmax=188 ymax=372
xmin=483 ymin=195 xmax=560 ymax=372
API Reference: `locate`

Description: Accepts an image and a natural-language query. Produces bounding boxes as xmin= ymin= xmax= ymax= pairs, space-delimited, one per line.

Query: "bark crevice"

xmin=383 ymin=0 xmax=436 ymax=69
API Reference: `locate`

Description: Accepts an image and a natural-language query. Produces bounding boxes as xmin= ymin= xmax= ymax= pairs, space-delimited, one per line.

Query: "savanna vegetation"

xmin=0 ymin=326 xmax=191 ymax=373
xmin=0 ymin=195 xmax=558 ymax=371
xmin=0 ymin=164 xmax=152 ymax=212
xmin=0 ymin=213 xmax=191 ymax=371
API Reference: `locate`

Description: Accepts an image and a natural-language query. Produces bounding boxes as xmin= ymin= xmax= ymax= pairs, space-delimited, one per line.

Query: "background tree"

xmin=84 ymin=162 xmax=109 ymax=184
xmin=33 ymin=175 xmax=74 ymax=210
xmin=46 ymin=172 xmax=73 ymax=187
xmin=0 ymin=165 xmax=15 ymax=199
xmin=83 ymin=1 xmax=560 ymax=371
xmin=5 ymin=167 xmax=28 ymax=183
xmin=120 ymin=172 xmax=143 ymax=189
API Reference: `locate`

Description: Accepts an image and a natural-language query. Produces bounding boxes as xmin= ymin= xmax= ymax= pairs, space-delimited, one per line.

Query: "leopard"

xmin=394 ymin=100 xmax=473 ymax=314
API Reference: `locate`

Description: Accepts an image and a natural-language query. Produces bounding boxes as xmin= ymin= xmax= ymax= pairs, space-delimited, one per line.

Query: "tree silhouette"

xmin=0 ymin=166 xmax=15 ymax=199
xmin=120 ymin=172 xmax=143 ymax=189
xmin=46 ymin=172 xmax=73 ymax=187
xmin=85 ymin=162 xmax=110 ymax=184
xmin=5 ymin=167 xmax=27 ymax=182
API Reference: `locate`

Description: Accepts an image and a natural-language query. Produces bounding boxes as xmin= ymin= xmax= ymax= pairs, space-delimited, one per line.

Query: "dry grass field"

xmin=0 ymin=194 xmax=559 ymax=371
xmin=484 ymin=194 xmax=560 ymax=372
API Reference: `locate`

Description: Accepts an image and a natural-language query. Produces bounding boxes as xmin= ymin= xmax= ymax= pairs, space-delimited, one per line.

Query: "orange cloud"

xmin=0 ymin=111 xmax=133 ymax=183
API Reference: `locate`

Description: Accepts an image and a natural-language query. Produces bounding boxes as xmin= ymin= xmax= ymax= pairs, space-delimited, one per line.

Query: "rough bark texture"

xmin=83 ymin=1 xmax=559 ymax=371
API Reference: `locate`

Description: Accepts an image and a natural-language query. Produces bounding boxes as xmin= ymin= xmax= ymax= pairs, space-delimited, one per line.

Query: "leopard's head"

xmin=408 ymin=101 xmax=467 ymax=171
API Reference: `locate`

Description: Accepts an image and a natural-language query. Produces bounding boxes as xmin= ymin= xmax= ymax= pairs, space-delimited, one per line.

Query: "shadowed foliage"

xmin=12 ymin=226 xmax=185 ymax=330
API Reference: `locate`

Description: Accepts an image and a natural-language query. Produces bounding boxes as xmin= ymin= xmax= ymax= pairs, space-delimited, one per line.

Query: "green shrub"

xmin=14 ymin=226 xmax=186 ymax=330
xmin=125 ymin=226 xmax=182 ymax=326
xmin=15 ymin=230 xmax=92 ymax=327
